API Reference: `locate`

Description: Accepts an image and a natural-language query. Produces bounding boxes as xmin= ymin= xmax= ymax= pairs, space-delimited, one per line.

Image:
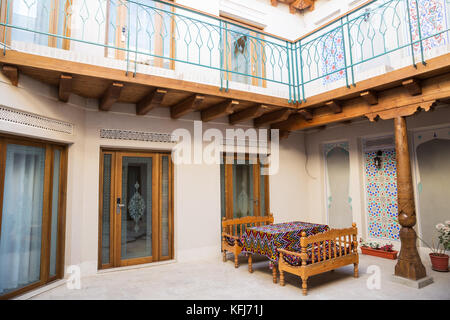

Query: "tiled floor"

xmin=24 ymin=254 xmax=449 ymax=300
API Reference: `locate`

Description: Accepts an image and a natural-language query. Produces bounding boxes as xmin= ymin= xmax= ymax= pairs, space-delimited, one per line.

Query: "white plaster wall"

xmin=0 ymin=73 xmax=308 ymax=276
xmin=303 ymin=105 xmax=450 ymax=254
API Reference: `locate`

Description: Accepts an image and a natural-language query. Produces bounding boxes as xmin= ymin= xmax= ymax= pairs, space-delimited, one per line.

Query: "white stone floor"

xmin=25 ymin=254 xmax=449 ymax=300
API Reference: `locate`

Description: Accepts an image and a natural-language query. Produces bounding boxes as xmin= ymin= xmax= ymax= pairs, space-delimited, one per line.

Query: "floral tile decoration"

xmin=365 ymin=149 xmax=400 ymax=240
xmin=321 ymin=29 xmax=346 ymax=85
xmin=409 ymin=0 xmax=447 ymax=52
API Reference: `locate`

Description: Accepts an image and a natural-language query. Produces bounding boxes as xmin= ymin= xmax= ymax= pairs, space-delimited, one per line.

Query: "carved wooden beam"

xmin=2 ymin=65 xmax=18 ymax=86
xmin=394 ymin=116 xmax=427 ymax=280
xmin=136 ymin=88 xmax=167 ymax=115
xmin=365 ymin=101 xmax=435 ymax=122
xmin=58 ymin=74 xmax=73 ymax=103
xmin=201 ymin=100 xmax=239 ymax=122
xmin=229 ymin=104 xmax=268 ymax=125
xmin=271 ymin=113 xmax=304 ymax=130
xmin=170 ymin=94 xmax=204 ymax=119
xmin=99 ymin=82 xmax=123 ymax=111
xmin=325 ymin=100 xmax=342 ymax=114
xmin=360 ymin=90 xmax=378 ymax=105
xmin=298 ymin=109 xmax=313 ymax=121
xmin=254 ymin=109 xmax=292 ymax=127
xmin=402 ymin=79 xmax=422 ymax=96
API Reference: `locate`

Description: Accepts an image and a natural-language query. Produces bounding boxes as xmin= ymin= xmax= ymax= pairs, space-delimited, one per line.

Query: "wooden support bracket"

xmin=402 ymin=79 xmax=422 ymax=96
xmin=1 ymin=65 xmax=18 ymax=86
xmin=229 ymin=104 xmax=268 ymax=125
xmin=58 ymin=74 xmax=73 ymax=103
xmin=360 ymin=90 xmax=378 ymax=105
xmin=136 ymin=88 xmax=167 ymax=115
xmin=100 ymin=82 xmax=124 ymax=111
xmin=170 ymin=94 xmax=204 ymax=119
xmin=254 ymin=109 xmax=292 ymax=127
xmin=201 ymin=100 xmax=239 ymax=122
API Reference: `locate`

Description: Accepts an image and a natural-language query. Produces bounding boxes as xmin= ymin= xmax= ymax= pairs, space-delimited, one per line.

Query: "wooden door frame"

xmin=222 ymin=154 xmax=270 ymax=220
xmin=0 ymin=0 xmax=72 ymax=49
xmin=98 ymin=149 xmax=174 ymax=270
xmin=0 ymin=134 xmax=68 ymax=300
xmin=105 ymin=0 xmax=176 ymax=69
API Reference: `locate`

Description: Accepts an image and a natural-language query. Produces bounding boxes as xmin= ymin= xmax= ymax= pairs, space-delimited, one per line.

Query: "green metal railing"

xmin=0 ymin=0 xmax=449 ymax=104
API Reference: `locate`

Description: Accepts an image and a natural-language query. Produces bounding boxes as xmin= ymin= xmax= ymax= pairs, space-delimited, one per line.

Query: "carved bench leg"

xmin=354 ymin=263 xmax=359 ymax=278
xmin=272 ymin=264 xmax=277 ymax=284
xmin=280 ymin=269 xmax=285 ymax=286
xmin=234 ymin=254 xmax=239 ymax=268
xmin=222 ymin=251 xmax=227 ymax=262
xmin=248 ymin=254 xmax=253 ymax=273
xmin=301 ymin=276 xmax=308 ymax=296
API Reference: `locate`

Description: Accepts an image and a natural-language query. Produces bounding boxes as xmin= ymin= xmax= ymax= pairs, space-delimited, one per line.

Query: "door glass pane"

xmin=0 ymin=144 xmax=45 ymax=295
xmin=121 ymin=157 xmax=152 ymax=260
xmin=101 ymin=154 xmax=112 ymax=265
xmin=49 ymin=149 xmax=61 ymax=277
xmin=232 ymin=160 xmax=254 ymax=218
xmin=11 ymin=0 xmax=52 ymax=46
xmin=161 ymin=156 xmax=169 ymax=257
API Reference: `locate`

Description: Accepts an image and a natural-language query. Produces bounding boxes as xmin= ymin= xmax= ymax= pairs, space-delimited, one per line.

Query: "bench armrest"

xmin=278 ymin=248 xmax=303 ymax=257
xmin=222 ymin=233 xmax=239 ymax=240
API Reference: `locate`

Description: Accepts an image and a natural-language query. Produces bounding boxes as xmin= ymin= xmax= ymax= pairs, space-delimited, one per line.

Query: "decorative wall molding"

xmin=0 ymin=105 xmax=74 ymax=135
xmin=99 ymin=128 xmax=177 ymax=143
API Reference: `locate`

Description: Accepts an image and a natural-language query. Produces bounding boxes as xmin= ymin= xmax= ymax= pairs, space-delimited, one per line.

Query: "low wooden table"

xmin=240 ymin=221 xmax=329 ymax=283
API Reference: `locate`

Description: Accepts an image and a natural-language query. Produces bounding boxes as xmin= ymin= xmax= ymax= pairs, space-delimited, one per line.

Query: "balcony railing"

xmin=0 ymin=0 xmax=449 ymax=104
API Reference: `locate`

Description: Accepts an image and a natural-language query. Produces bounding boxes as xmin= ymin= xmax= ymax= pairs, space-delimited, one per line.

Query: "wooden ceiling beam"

xmin=99 ymin=82 xmax=123 ymax=111
xmin=254 ymin=109 xmax=292 ymax=127
xmin=298 ymin=109 xmax=313 ymax=121
xmin=1 ymin=65 xmax=18 ymax=86
xmin=136 ymin=88 xmax=167 ymax=115
xmin=201 ymin=100 xmax=239 ymax=122
xmin=325 ymin=100 xmax=342 ymax=114
xmin=58 ymin=74 xmax=73 ymax=103
xmin=402 ymin=78 xmax=422 ymax=96
xmin=280 ymin=130 xmax=290 ymax=141
xmin=229 ymin=104 xmax=268 ymax=125
xmin=170 ymin=94 xmax=204 ymax=119
xmin=274 ymin=72 xmax=450 ymax=131
xmin=360 ymin=90 xmax=378 ymax=105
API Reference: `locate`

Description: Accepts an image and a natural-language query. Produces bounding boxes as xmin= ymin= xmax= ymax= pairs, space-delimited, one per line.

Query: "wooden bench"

xmin=278 ymin=223 xmax=359 ymax=295
xmin=222 ymin=214 xmax=274 ymax=268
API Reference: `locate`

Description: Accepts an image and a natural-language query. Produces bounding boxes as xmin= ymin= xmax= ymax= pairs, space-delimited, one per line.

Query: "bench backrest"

xmin=299 ymin=223 xmax=358 ymax=265
xmin=222 ymin=214 xmax=274 ymax=238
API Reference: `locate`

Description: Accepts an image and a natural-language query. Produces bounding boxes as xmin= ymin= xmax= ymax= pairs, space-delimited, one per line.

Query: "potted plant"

xmin=419 ymin=221 xmax=449 ymax=272
xmin=359 ymin=239 xmax=398 ymax=260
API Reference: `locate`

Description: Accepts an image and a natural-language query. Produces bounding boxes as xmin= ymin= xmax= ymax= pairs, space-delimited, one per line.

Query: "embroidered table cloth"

xmin=241 ymin=221 xmax=329 ymax=263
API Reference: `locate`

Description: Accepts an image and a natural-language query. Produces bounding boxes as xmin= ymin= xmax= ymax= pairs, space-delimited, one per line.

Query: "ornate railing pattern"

xmin=0 ymin=0 xmax=449 ymax=103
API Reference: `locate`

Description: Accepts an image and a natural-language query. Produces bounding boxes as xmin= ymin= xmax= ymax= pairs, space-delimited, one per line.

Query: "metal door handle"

xmin=116 ymin=198 xmax=125 ymax=214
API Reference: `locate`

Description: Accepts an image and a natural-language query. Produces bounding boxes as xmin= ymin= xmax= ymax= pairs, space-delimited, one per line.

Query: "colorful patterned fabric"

xmin=282 ymin=241 xmax=353 ymax=266
xmin=364 ymin=149 xmax=400 ymax=240
xmin=320 ymin=30 xmax=346 ymax=85
xmin=241 ymin=221 xmax=329 ymax=263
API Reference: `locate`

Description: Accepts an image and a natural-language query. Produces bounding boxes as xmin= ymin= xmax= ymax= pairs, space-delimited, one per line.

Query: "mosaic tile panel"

xmin=320 ymin=30 xmax=346 ymax=85
xmin=364 ymin=149 xmax=400 ymax=240
xmin=409 ymin=0 xmax=447 ymax=52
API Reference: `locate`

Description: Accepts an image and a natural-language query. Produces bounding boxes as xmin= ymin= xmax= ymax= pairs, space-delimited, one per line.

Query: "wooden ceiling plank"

xmin=136 ymin=88 xmax=167 ymax=115
xmin=402 ymin=78 xmax=422 ymax=96
xmin=325 ymin=100 xmax=342 ymax=114
xmin=201 ymin=100 xmax=239 ymax=122
xmin=229 ymin=104 xmax=268 ymax=125
xmin=99 ymin=82 xmax=123 ymax=111
xmin=58 ymin=74 xmax=73 ymax=103
xmin=170 ymin=94 xmax=205 ymax=119
xmin=2 ymin=65 xmax=19 ymax=86
xmin=254 ymin=108 xmax=292 ymax=127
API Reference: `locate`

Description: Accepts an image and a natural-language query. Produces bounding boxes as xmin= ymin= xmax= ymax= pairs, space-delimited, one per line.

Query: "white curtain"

xmin=0 ymin=144 xmax=45 ymax=295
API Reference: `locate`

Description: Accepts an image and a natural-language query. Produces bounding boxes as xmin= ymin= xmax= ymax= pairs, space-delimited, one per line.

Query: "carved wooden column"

xmin=394 ymin=116 xmax=426 ymax=280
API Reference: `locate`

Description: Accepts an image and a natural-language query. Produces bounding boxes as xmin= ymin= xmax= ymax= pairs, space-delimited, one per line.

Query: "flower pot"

xmin=360 ymin=246 xmax=398 ymax=260
xmin=429 ymin=253 xmax=449 ymax=272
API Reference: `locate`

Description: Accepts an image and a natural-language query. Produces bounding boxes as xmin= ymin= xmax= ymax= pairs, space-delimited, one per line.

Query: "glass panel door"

xmin=119 ymin=155 xmax=154 ymax=262
xmin=221 ymin=155 xmax=269 ymax=220
xmin=0 ymin=144 xmax=45 ymax=296
xmin=99 ymin=151 xmax=173 ymax=269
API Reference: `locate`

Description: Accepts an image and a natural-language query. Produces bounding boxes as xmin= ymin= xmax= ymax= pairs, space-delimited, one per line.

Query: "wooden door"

xmin=221 ymin=155 xmax=269 ymax=219
xmin=99 ymin=150 xmax=173 ymax=269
